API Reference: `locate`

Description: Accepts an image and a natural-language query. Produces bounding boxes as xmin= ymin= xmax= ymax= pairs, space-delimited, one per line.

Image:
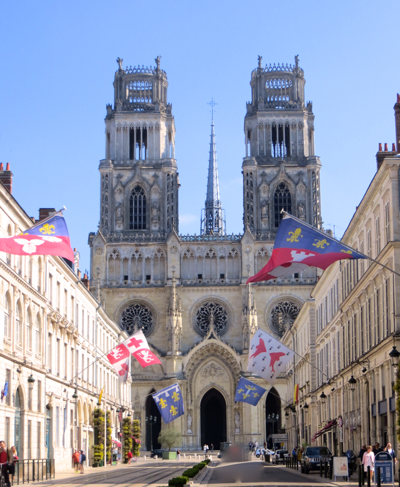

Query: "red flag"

xmin=106 ymin=344 xmax=130 ymax=382
xmin=0 ymin=212 xmax=74 ymax=262
xmin=122 ymin=330 xmax=161 ymax=368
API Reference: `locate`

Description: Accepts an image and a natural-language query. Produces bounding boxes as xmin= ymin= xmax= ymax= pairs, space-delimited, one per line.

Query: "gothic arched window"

xmin=129 ymin=186 xmax=146 ymax=230
xmin=274 ymin=183 xmax=292 ymax=227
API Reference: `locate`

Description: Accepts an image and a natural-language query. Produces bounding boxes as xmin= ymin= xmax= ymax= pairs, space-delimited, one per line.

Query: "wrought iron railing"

xmin=9 ymin=459 xmax=55 ymax=484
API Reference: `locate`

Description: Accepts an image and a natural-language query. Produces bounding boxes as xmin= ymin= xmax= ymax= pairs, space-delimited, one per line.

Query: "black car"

xmin=151 ymin=448 xmax=167 ymax=458
xmin=301 ymin=446 xmax=332 ymax=473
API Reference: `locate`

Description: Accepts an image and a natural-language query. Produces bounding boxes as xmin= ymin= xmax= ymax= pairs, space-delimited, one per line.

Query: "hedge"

xmin=168 ymin=476 xmax=189 ymax=487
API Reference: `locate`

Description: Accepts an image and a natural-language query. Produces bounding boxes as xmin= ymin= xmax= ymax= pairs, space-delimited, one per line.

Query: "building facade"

xmin=282 ymin=98 xmax=400 ymax=455
xmin=0 ymin=174 xmax=131 ymax=471
xmin=88 ymin=56 xmax=321 ymax=450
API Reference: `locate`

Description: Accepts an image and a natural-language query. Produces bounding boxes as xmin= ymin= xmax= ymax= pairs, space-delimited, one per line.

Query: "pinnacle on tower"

xmin=200 ymin=100 xmax=226 ymax=235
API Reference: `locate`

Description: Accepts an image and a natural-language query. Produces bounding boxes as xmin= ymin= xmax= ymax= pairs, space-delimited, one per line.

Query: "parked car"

xmin=151 ymin=448 xmax=167 ymax=458
xmin=255 ymin=447 xmax=265 ymax=458
xmin=301 ymin=446 xmax=333 ymax=474
xmin=274 ymin=449 xmax=289 ymax=463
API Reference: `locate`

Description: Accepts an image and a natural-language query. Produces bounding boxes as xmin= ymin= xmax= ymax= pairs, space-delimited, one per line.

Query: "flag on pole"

xmin=293 ymin=384 xmax=299 ymax=405
xmin=106 ymin=344 xmax=131 ymax=382
xmin=98 ymin=386 xmax=104 ymax=405
xmin=247 ymin=214 xmax=366 ymax=283
xmin=247 ymin=329 xmax=294 ymax=384
xmin=234 ymin=377 xmax=266 ymax=406
xmin=1 ymin=381 xmax=8 ymax=402
xmin=0 ymin=212 xmax=75 ymax=262
xmin=153 ymin=383 xmax=184 ymax=424
xmin=122 ymin=330 xmax=161 ymax=368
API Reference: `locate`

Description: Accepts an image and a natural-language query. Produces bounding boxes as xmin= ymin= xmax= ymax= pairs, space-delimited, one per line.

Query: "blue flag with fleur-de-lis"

xmin=153 ymin=383 xmax=184 ymax=424
xmin=235 ymin=377 xmax=267 ymax=406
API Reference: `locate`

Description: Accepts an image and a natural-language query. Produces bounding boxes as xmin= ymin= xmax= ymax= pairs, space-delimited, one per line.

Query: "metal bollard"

xmin=324 ymin=460 xmax=327 ymax=478
xmin=320 ymin=460 xmax=323 ymax=477
xmin=358 ymin=464 xmax=363 ymax=486
xmin=377 ymin=467 xmax=381 ymax=487
xmin=367 ymin=466 xmax=371 ymax=487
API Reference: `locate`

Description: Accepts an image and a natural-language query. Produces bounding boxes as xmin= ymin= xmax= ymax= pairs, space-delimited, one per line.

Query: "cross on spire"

xmin=207 ymin=98 xmax=218 ymax=121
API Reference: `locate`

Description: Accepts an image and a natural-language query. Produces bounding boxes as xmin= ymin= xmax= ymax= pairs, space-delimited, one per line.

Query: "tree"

xmin=157 ymin=427 xmax=182 ymax=451
xmin=132 ymin=419 xmax=141 ymax=457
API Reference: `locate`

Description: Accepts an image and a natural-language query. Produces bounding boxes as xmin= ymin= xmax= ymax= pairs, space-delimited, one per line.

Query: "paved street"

xmin=34 ymin=461 xmax=196 ymax=487
xmin=206 ymin=461 xmax=360 ymax=486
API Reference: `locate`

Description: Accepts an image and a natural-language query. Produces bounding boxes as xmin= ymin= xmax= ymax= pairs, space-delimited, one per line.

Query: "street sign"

xmin=375 ymin=452 xmax=394 ymax=485
xmin=269 ymin=434 xmax=288 ymax=442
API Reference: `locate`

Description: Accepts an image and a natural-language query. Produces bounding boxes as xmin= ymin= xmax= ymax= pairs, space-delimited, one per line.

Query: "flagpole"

xmin=281 ymin=210 xmax=400 ymax=278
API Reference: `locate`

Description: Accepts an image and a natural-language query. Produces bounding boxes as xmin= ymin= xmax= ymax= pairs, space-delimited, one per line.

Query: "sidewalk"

xmin=275 ymin=464 xmax=360 ymax=486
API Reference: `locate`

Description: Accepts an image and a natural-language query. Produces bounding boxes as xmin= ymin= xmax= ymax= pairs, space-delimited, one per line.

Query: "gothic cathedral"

xmin=89 ymin=55 xmax=322 ymax=450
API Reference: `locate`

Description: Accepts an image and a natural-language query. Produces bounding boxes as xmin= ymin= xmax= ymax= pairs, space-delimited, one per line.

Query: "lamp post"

xmin=72 ymin=388 xmax=78 ymax=451
xmin=389 ymin=345 xmax=400 ymax=367
xmin=348 ymin=375 xmax=357 ymax=392
xmin=146 ymin=416 xmax=157 ymax=452
xmin=266 ymin=413 xmax=280 ymax=435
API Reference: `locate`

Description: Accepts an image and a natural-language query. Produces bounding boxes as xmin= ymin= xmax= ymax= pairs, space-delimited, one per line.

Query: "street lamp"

xmin=348 ymin=375 xmax=357 ymax=392
xmin=389 ymin=346 xmax=400 ymax=367
xmin=303 ymin=403 xmax=309 ymax=412
xmin=320 ymin=392 xmax=327 ymax=404
xmin=146 ymin=416 xmax=157 ymax=452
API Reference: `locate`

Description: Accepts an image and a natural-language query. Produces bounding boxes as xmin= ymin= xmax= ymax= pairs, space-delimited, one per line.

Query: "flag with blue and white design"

xmin=234 ymin=377 xmax=267 ymax=406
xmin=153 ymin=383 xmax=184 ymax=424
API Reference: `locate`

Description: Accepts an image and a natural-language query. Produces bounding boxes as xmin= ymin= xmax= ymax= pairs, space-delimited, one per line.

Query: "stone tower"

xmin=243 ymin=55 xmax=322 ymax=237
xmin=200 ymin=108 xmax=226 ymax=235
xmin=99 ymin=56 xmax=179 ymax=237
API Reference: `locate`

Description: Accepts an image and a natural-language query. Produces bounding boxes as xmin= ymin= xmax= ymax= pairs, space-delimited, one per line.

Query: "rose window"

xmin=121 ymin=303 xmax=154 ymax=336
xmin=270 ymin=301 xmax=300 ymax=337
xmin=195 ymin=302 xmax=228 ymax=336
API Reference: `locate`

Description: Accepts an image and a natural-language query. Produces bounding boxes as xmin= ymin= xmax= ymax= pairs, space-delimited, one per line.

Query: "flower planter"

xmin=162 ymin=451 xmax=177 ymax=460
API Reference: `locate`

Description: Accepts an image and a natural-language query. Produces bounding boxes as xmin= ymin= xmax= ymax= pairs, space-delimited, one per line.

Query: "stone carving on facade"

xmin=235 ymin=412 xmax=240 ymax=434
xmin=298 ymin=202 xmax=305 ymax=221
xmin=166 ymin=273 xmax=182 ymax=354
xmin=260 ymin=199 xmax=269 ymax=228
xmin=200 ymin=362 xmax=224 ymax=379
xmin=151 ymin=205 xmax=160 ymax=228
xmin=269 ymin=299 xmax=301 ymax=338
xmin=187 ymin=413 xmax=192 ymax=434
xmin=116 ymin=57 xmax=123 ymax=70
xmin=115 ymin=204 xmax=124 ymax=231
xmin=242 ymin=284 xmax=257 ymax=351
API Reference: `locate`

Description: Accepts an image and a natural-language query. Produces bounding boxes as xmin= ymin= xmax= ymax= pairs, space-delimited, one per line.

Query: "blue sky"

xmin=1 ymin=0 xmax=399 ymax=271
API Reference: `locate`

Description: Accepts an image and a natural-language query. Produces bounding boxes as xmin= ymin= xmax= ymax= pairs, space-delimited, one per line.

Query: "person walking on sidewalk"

xmin=127 ymin=451 xmax=133 ymax=464
xmin=72 ymin=450 xmax=80 ymax=473
xmin=79 ymin=450 xmax=86 ymax=474
xmin=362 ymin=445 xmax=375 ymax=482
xmin=0 ymin=440 xmax=11 ymax=487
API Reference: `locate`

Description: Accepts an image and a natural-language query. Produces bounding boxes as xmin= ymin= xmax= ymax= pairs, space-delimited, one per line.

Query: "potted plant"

xmin=93 ymin=408 xmax=105 ymax=467
xmin=158 ymin=428 xmax=182 ymax=460
xmin=122 ymin=417 xmax=132 ymax=463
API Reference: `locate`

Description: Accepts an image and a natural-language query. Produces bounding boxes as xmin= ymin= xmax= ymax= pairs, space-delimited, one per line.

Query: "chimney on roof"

xmin=38 ymin=208 xmax=56 ymax=222
xmin=81 ymin=273 xmax=90 ymax=290
xmin=376 ymin=142 xmax=398 ymax=171
xmin=0 ymin=162 xmax=13 ymax=194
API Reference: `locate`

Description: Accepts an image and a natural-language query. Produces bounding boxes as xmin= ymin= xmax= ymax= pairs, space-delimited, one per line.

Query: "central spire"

xmin=200 ymin=100 xmax=226 ymax=235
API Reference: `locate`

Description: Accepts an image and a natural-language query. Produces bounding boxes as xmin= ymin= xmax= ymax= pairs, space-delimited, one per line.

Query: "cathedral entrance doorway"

xmin=266 ymin=387 xmax=281 ymax=447
xmin=200 ymin=388 xmax=226 ymax=449
xmin=145 ymin=391 xmax=161 ymax=451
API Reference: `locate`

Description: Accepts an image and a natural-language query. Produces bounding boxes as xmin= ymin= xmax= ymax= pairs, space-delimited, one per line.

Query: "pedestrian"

xmin=127 ymin=450 xmax=133 ymax=464
xmin=248 ymin=441 xmax=253 ymax=451
xmin=0 ymin=440 xmax=11 ymax=487
xmin=357 ymin=445 xmax=366 ymax=468
xmin=264 ymin=441 xmax=267 ymax=450
xmin=210 ymin=444 xmax=214 ymax=452
xmin=79 ymin=449 xmax=86 ymax=474
xmin=255 ymin=440 xmax=259 ymax=450
xmin=362 ymin=445 xmax=375 ymax=482
xmin=373 ymin=443 xmax=381 ymax=455
xmin=72 ymin=449 xmax=80 ymax=473
xmin=292 ymin=446 xmax=297 ymax=459
xmin=176 ymin=449 xmax=181 ymax=460
xmin=297 ymin=447 xmax=303 ymax=463
xmin=10 ymin=446 xmax=18 ymax=483
xmin=384 ymin=442 xmax=397 ymax=476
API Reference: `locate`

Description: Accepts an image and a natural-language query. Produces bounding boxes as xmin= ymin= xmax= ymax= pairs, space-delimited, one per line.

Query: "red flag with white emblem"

xmin=106 ymin=343 xmax=130 ymax=382
xmin=122 ymin=330 xmax=161 ymax=368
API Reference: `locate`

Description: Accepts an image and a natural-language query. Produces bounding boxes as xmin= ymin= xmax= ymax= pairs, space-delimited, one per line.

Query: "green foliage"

xmin=168 ymin=476 xmax=189 ymax=487
xmin=106 ymin=412 xmax=112 ymax=462
xmin=122 ymin=417 xmax=132 ymax=463
xmin=93 ymin=444 xmax=104 ymax=463
xmin=157 ymin=428 xmax=182 ymax=451
xmin=93 ymin=408 xmax=105 ymax=461
xmin=132 ymin=419 xmax=141 ymax=458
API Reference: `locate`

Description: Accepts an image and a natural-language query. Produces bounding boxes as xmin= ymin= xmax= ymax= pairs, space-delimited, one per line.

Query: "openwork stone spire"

xmin=200 ymin=102 xmax=226 ymax=235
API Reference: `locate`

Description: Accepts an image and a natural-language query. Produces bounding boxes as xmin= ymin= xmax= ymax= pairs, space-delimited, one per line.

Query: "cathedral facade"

xmin=89 ymin=56 xmax=322 ymax=450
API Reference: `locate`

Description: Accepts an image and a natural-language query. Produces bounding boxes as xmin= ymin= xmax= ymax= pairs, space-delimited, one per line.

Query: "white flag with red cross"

xmin=122 ymin=330 xmax=161 ymax=368
xmin=106 ymin=343 xmax=130 ymax=382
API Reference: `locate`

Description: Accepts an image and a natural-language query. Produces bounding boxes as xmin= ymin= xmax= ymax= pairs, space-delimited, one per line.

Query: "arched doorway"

xmin=200 ymin=388 xmax=226 ymax=449
xmin=266 ymin=387 xmax=281 ymax=447
xmin=14 ymin=387 xmax=22 ymax=456
xmin=145 ymin=391 xmax=161 ymax=451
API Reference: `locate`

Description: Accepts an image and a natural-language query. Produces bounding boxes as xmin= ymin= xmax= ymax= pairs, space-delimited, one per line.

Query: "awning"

xmin=112 ymin=439 xmax=122 ymax=447
xmin=311 ymin=419 xmax=337 ymax=442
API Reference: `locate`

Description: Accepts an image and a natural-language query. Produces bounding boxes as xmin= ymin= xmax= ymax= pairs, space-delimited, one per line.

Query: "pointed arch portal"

xmin=145 ymin=390 xmax=161 ymax=451
xmin=266 ymin=387 xmax=281 ymax=444
xmin=200 ymin=388 xmax=226 ymax=449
